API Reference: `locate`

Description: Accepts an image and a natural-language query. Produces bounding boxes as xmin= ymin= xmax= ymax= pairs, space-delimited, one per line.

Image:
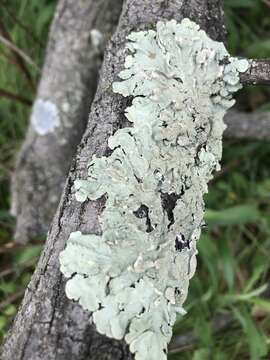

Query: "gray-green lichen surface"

xmin=59 ymin=19 xmax=249 ymax=360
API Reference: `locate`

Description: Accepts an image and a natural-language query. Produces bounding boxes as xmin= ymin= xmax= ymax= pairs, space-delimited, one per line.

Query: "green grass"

xmin=0 ymin=0 xmax=270 ymax=359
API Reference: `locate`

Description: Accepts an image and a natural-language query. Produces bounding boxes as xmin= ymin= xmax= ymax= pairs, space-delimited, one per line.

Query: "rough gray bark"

xmin=224 ymin=110 xmax=270 ymax=140
xmin=240 ymin=59 xmax=270 ymax=85
xmin=0 ymin=1 xmax=226 ymax=359
xmin=11 ymin=0 xmax=123 ymax=244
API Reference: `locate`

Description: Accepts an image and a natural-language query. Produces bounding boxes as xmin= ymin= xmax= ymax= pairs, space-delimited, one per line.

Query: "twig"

xmin=0 ymin=48 xmax=33 ymax=84
xmin=0 ymin=35 xmax=40 ymax=72
xmin=262 ymin=0 xmax=270 ymax=7
xmin=0 ymin=88 xmax=32 ymax=106
xmin=0 ymin=23 xmax=36 ymax=90
xmin=240 ymin=59 xmax=270 ymax=85
xmin=169 ymin=313 xmax=234 ymax=354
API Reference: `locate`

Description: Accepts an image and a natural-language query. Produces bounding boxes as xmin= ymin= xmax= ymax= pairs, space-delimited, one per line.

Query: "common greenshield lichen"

xmin=59 ymin=18 xmax=249 ymax=360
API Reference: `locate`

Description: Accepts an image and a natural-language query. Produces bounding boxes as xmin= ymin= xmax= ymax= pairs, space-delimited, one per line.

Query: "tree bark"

xmin=1 ymin=1 xmax=227 ymax=359
xmin=240 ymin=59 xmax=270 ymax=85
xmin=11 ymin=0 xmax=123 ymax=244
xmin=224 ymin=110 xmax=270 ymax=141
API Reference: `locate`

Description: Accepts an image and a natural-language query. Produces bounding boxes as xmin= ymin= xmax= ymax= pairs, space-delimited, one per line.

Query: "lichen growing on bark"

xmin=31 ymin=99 xmax=60 ymax=135
xmin=60 ymin=18 xmax=249 ymax=360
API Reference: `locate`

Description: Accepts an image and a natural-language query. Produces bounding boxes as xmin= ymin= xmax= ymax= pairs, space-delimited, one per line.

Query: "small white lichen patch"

xmin=90 ymin=29 xmax=104 ymax=48
xmin=31 ymin=99 xmax=60 ymax=135
xmin=60 ymin=19 xmax=249 ymax=360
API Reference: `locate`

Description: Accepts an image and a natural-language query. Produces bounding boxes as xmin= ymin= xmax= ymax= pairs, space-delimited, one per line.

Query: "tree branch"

xmin=224 ymin=110 xmax=270 ymax=140
xmin=240 ymin=59 xmax=270 ymax=85
xmin=11 ymin=0 xmax=123 ymax=244
xmin=1 ymin=1 xmax=226 ymax=359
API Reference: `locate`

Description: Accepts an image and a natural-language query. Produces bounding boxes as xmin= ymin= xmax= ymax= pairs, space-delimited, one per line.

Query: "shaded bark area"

xmin=12 ymin=0 xmax=123 ymax=244
xmin=224 ymin=110 xmax=270 ymax=140
xmin=1 ymin=1 xmax=225 ymax=359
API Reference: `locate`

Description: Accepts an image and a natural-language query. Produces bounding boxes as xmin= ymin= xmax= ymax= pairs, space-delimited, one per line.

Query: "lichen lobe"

xmin=60 ymin=18 xmax=249 ymax=360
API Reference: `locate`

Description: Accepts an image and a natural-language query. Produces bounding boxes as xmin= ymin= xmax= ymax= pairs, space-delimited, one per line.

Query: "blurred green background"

xmin=0 ymin=0 xmax=270 ymax=359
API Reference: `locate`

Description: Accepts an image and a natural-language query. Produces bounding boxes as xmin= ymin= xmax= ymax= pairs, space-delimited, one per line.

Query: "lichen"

xmin=90 ymin=29 xmax=104 ymax=49
xmin=31 ymin=99 xmax=60 ymax=135
xmin=59 ymin=19 xmax=249 ymax=360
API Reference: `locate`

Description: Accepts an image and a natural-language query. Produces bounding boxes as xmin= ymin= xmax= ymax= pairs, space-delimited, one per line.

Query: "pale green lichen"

xmin=60 ymin=18 xmax=249 ymax=360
